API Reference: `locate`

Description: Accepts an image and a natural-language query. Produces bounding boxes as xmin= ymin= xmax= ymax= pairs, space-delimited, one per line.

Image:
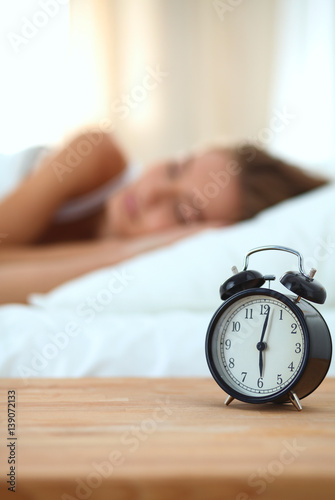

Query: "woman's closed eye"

xmin=173 ymin=200 xmax=202 ymax=225
xmin=166 ymin=156 xmax=193 ymax=181
xmin=166 ymin=161 xmax=182 ymax=180
xmin=173 ymin=202 xmax=187 ymax=224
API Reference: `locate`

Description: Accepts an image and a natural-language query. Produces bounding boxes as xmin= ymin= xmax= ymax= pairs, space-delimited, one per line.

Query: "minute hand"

xmin=260 ymin=308 xmax=270 ymax=344
xmin=258 ymin=308 xmax=270 ymax=378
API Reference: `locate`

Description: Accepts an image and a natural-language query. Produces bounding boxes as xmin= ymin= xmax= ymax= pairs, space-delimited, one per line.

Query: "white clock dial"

xmin=211 ymin=295 xmax=306 ymax=397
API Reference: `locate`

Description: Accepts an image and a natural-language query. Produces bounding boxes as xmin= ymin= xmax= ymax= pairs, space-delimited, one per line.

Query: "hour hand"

xmin=258 ymin=347 xmax=265 ymax=378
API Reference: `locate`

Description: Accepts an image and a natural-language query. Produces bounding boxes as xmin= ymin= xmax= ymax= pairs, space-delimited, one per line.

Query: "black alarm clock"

xmin=205 ymin=245 xmax=332 ymax=411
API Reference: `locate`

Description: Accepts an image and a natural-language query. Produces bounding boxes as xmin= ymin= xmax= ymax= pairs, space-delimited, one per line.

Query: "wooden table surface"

xmin=0 ymin=377 xmax=334 ymax=500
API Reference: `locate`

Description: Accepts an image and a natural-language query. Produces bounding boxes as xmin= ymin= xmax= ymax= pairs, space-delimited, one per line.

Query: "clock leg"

xmin=288 ymin=391 xmax=302 ymax=411
xmin=224 ymin=395 xmax=234 ymax=406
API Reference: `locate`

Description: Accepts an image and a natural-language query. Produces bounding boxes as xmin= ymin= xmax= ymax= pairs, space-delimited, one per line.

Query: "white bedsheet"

xmin=0 ymin=181 xmax=334 ymax=380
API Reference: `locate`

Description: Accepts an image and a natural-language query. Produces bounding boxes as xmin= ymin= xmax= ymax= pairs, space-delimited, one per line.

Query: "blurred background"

xmin=1 ymin=0 xmax=334 ymax=175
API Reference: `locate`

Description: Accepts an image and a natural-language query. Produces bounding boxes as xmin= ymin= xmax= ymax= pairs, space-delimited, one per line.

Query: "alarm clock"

xmin=205 ymin=245 xmax=332 ymax=411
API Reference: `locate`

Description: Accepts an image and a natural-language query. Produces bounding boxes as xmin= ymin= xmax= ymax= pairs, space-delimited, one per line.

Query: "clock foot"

xmin=289 ymin=391 xmax=302 ymax=411
xmin=224 ymin=395 xmax=234 ymax=406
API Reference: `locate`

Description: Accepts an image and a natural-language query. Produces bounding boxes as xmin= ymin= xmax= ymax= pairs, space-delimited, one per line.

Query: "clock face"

xmin=207 ymin=291 xmax=308 ymax=401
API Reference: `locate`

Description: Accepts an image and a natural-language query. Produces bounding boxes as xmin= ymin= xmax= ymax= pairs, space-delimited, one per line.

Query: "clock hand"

xmin=257 ymin=307 xmax=270 ymax=378
xmin=260 ymin=308 xmax=270 ymax=344
xmin=259 ymin=350 xmax=263 ymax=379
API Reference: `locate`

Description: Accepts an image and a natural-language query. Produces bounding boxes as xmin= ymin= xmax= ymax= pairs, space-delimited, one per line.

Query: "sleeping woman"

xmin=0 ymin=131 xmax=327 ymax=304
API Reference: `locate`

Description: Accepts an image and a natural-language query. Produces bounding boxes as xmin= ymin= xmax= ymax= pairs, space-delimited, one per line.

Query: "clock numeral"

xmin=228 ymin=358 xmax=235 ymax=369
xmin=241 ymin=371 xmax=247 ymax=382
xmin=291 ymin=323 xmax=297 ymax=334
xmin=257 ymin=377 xmax=264 ymax=388
xmin=288 ymin=361 xmax=295 ymax=372
xmin=232 ymin=321 xmax=241 ymax=332
xmin=277 ymin=374 xmax=283 ymax=385
xmin=245 ymin=308 xmax=253 ymax=319
xmin=260 ymin=304 xmax=270 ymax=315
xmin=279 ymin=310 xmax=283 ymax=320
xmin=295 ymin=343 xmax=301 ymax=354
xmin=225 ymin=339 xmax=231 ymax=350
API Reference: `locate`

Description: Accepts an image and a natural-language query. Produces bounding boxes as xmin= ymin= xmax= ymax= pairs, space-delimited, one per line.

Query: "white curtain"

xmin=1 ymin=0 xmax=334 ymax=177
xmin=68 ymin=0 xmax=279 ymax=165
xmin=69 ymin=0 xmax=335 ymax=174
xmin=269 ymin=0 xmax=335 ymax=176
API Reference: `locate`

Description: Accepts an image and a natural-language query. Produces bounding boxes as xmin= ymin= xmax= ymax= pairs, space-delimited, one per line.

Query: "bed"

xmin=0 ymin=151 xmax=334 ymax=380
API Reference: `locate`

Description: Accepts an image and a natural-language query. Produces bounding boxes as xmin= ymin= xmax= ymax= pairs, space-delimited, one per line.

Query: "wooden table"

xmin=0 ymin=377 xmax=334 ymax=499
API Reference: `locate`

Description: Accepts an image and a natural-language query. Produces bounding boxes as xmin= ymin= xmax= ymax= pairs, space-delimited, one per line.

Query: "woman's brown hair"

xmin=232 ymin=145 xmax=329 ymax=220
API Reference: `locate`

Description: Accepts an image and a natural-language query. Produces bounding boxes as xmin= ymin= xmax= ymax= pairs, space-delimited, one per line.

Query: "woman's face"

xmin=102 ymin=150 xmax=242 ymax=237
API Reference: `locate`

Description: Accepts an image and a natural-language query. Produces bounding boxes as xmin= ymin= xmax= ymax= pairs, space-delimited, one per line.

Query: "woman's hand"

xmin=0 ymin=131 xmax=127 ymax=246
xmin=0 ymin=222 xmax=223 ymax=303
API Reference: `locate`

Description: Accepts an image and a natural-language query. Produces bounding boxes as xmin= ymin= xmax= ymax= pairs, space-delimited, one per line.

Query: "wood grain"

xmin=0 ymin=377 xmax=335 ymax=499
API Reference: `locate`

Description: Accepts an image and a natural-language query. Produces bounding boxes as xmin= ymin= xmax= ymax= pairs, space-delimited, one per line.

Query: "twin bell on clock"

xmin=205 ymin=245 xmax=332 ymax=411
